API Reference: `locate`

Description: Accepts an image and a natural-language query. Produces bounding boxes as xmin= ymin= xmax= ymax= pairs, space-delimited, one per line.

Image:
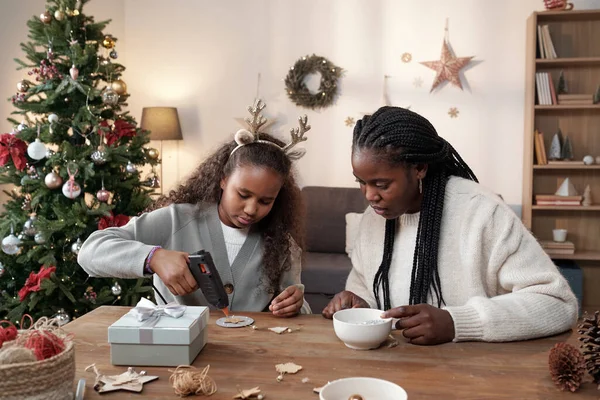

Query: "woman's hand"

xmin=321 ymin=290 xmax=370 ymax=319
xmin=269 ymin=285 xmax=304 ymax=317
xmin=149 ymin=249 xmax=198 ymax=296
xmin=382 ymin=304 xmax=455 ymax=345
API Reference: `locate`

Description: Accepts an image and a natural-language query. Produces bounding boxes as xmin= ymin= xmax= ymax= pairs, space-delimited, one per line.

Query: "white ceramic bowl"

xmin=332 ymin=308 xmax=392 ymax=350
xmin=320 ymin=377 xmax=408 ymax=400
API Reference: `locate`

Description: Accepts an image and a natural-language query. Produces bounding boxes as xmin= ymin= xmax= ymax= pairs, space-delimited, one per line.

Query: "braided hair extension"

xmin=352 ymin=106 xmax=477 ymax=309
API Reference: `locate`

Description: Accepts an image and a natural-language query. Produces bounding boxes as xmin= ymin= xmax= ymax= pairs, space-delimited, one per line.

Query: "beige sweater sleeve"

xmin=444 ymin=198 xmax=578 ymax=342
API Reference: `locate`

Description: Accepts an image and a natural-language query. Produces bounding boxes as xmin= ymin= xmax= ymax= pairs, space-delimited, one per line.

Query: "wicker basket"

xmin=0 ymin=338 xmax=75 ymax=400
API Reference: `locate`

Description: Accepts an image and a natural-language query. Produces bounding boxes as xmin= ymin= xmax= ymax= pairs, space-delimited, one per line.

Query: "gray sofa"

xmin=300 ymin=186 xmax=368 ymax=314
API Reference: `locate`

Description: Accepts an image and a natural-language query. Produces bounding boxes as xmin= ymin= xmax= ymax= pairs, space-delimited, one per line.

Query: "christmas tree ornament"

xmin=401 ymin=52 xmax=412 ymax=63
xmin=54 ymin=9 xmax=65 ymax=21
xmin=23 ymin=214 xmax=37 ymax=236
xmin=102 ymin=88 xmax=119 ymax=106
xmin=91 ymin=146 xmax=108 ymax=165
xmin=69 ymin=65 xmax=79 ymax=80
xmin=102 ymin=35 xmax=116 ymax=49
xmin=147 ymin=148 xmax=159 ymax=160
xmin=27 ymin=138 xmax=47 ymax=160
xmin=2 ymin=226 xmax=21 ymax=255
xmin=62 ymin=164 xmax=82 ymax=199
xmin=0 ymin=262 xmax=4 ymax=277
xmin=549 ymin=133 xmax=562 ymax=160
xmin=144 ymin=168 xmax=160 ymax=188
xmin=99 ymin=57 xmax=111 ymax=66
xmin=48 ymin=113 xmax=59 ymax=124
xmin=420 ymin=19 xmax=474 ymax=93
xmin=109 ymin=49 xmax=118 ymax=59
xmin=111 ymin=79 xmax=127 ymax=95
xmin=448 ymin=107 xmax=460 ymax=118
xmin=125 ymin=161 xmax=137 ymax=174
xmin=47 ymin=47 xmax=54 ymax=61
xmin=344 ymin=117 xmax=355 ymax=127
xmin=111 ymin=282 xmax=122 ymax=296
xmin=548 ymin=342 xmax=585 ymax=392
xmin=578 ymin=311 xmax=600 ymax=386
xmin=17 ymin=121 xmax=28 ymax=131
xmin=16 ymin=80 xmax=29 ymax=93
xmin=44 ymin=171 xmax=63 ymax=189
xmin=561 ymin=136 xmax=573 ymax=160
xmin=40 ymin=11 xmax=52 ymax=24
xmin=53 ymin=308 xmax=70 ymax=326
xmin=18 ymin=231 xmax=27 ymax=241
xmin=84 ymin=286 xmax=97 ymax=304
xmin=97 ymin=177 xmax=110 ymax=202
xmin=21 ymin=194 xmax=31 ymax=211
xmin=45 ymin=148 xmax=55 ymax=158
xmin=34 ymin=232 xmax=46 ymax=244
xmin=71 ymin=237 xmax=83 ymax=255
xmin=583 ymin=155 xmax=594 ymax=165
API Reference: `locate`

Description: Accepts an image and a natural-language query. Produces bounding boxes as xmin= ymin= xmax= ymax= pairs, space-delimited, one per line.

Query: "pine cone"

xmin=578 ymin=311 xmax=600 ymax=385
xmin=548 ymin=342 xmax=586 ymax=392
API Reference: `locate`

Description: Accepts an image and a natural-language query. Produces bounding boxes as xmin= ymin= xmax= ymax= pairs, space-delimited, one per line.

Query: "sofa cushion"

xmin=302 ymin=186 xmax=368 ymax=253
xmin=301 ymin=252 xmax=353 ymax=295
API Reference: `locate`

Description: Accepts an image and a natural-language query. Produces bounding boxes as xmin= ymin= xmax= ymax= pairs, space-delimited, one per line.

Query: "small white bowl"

xmin=320 ymin=377 xmax=408 ymax=400
xmin=333 ymin=308 xmax=392 ymax=350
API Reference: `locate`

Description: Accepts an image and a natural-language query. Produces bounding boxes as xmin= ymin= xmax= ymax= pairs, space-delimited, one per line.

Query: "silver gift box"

xmin=108 ymin=306 xmax=209 ymax=367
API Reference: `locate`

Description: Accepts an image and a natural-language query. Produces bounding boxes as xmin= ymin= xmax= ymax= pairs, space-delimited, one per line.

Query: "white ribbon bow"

xmin=130 ymin=297 xmax=187 ymax=322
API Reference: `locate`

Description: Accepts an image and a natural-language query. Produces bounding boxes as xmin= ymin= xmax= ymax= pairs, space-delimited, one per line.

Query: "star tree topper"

xmin=420 ymin=20 xmax=474 ymax=93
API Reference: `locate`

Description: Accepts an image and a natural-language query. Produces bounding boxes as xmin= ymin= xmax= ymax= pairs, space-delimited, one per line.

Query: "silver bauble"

xmin=0 ymin=262 xmax=4 ymax=277
xmin=53 ymin=308 xmax=70 ymax=326
xmin=48 ymin=113 xmax=59 ymax=124
xmin=111 ymin=282 xmax=122 ymax=296
xmin=125 ymin=161 xmax=137 ymax=174
xmin=96 ymin=188 xmax=110 ymax=202
xmin=17 ymin=232 xmax=27 ymax=241
xmin=91 ymin=149 xmax=108 ymax=165
xmin=27 ymin=139 xmax=47 ymax=160
xmin=34 ymin=232 xmax=46 ymax=244
xmin=1 ymin=234 xmax=21 ymax=255
xmin=62 ymin=180 xmax=82 ymax=199
xmin=109 ymin=50 xmax=118 ymax=59
xmin=23 ymin=215 xmax=37 ymax=236
xmin=71 ymin=238 xmax=83 ymax=255
xmin=102 ymin=88 xmax=119 ymax=106
xmin=44 ymin=171 xmax=63 ymax=189
xmin=45 ymin=148 xmax=56 ymax=158
xmin=17 ymin=122 xmax=27 ymax=131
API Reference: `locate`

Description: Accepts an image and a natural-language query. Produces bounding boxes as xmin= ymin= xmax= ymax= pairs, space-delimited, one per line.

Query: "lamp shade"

xmin=140 ymin=107 xmax=182 ymax=140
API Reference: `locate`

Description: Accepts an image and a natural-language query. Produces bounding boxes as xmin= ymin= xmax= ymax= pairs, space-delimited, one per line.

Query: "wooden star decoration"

xmin=344 ymin=116 xmax=355 ymax=127
xmin=420 ymin=40 xmax=473 ymax=93
xmin=86 ymin=364 xmax=158 ymax=394
xmin=448 ymin=107 xmax=459 ymax=118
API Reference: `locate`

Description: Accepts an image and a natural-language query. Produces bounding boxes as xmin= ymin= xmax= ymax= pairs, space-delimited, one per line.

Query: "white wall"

xmin=2 ymin=0 xmax=600 ymax=206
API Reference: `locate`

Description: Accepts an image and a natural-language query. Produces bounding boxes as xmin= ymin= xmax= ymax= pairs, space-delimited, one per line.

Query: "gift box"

xmin=108 ymin=299 xmax=209 ymax=367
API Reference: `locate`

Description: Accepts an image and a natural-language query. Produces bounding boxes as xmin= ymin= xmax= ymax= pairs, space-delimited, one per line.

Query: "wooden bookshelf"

xmin=523 ymin=10 xmax=600 ymax=308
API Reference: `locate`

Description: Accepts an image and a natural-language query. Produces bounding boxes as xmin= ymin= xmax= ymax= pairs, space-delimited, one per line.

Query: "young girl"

xmin=322 ymin=106 xmax=577 ymax=343
xmin=78 ymin=101 xmax=311 ymax=317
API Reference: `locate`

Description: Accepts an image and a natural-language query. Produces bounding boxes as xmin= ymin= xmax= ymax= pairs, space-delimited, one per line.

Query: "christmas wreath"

xmin=284 ymin=54 xmax=342 ymax=110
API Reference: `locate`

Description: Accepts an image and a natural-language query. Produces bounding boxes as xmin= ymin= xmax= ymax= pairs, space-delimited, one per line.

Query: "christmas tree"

xmin=0 ymin=0 xmax=159 ymax=325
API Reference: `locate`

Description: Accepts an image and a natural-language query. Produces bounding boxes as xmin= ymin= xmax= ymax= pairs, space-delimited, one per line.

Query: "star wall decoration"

xmin=344 ymin=116 xmax=355 ymax=127
xmin=448 ymin=107 xmax=459 ymax=118
xmin=420 ymin=40 xmax=473 ymax=93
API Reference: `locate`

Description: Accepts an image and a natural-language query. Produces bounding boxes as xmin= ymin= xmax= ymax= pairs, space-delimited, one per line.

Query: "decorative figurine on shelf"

xmin=549 ymin=133 xmax=562 ymax=160
xmin=557 ymin=70 xmax=568 ymax=94
xmin=544 ymin=0 xmax=574 ymax=11
xmin=594 ymin=85 xmax=600 ymax=104
xmin=583 ymin=155 xmax=594 ymax=165
xmin=555 ymin=177 xmax=579 ymax=197
xmin=582 ymin=184 xmax=593 ymax=206
xmin=561 ymin=136 xmax=573 ymax=160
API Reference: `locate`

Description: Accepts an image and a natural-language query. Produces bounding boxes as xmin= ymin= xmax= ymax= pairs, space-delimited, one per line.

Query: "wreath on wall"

xmin=284 ymin=54 xmax=342 ymax=110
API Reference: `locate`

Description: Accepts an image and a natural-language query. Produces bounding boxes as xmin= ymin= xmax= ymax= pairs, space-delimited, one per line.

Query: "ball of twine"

xmin=0 ymin=320 xmax=18 ymax=349
xmin=16 ymin=316 xmax=68 ymax=361
xmin=0 ymin=343 xmax=37 ymax=365
xmin=169 ymin=365 xmax=217 ymax=397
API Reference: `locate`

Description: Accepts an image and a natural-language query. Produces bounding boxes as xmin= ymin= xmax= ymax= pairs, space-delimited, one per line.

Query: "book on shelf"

xmin=536 ymin=200 xmax=582 ymax=206
xmin=535 ymin=72 xmax=555 ymax=105
xmin=540 ymin=240 xmax=575 ymax=249
xmin=535 ymin=194 xmax=582 ymax=201
xmin=545 ymin=248 xmax=575 ymax=255
xmin=558 ymin=94 xmax=593 ymax=101
xmin=536 ymin=24 xmax=557 ymax=59
xmin=547 ymin=160 xmax=585 ymax=165
xmin=533 ymin=130 xmax=548 ymax=165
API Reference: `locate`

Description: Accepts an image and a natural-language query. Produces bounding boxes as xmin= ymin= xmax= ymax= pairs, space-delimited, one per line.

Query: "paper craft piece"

xmin=386 ymin=334 xmax=399 ymax=348
xmin=85 ymin=364 xmax=158 ymax=393
xmin=216 ymin=316 xmax=254 ymax=328
xmin=233 ymin=386 xmax=261 ymax=399
xmin=555 ymin=178 xmax=579 ymax=197
xmin=268 ymin=326 xmax=288 ymax=334
xmin=276 ymin=362 xmax=303 ymax=374
xmin=301 ymin=377 xmax=310 ymax=383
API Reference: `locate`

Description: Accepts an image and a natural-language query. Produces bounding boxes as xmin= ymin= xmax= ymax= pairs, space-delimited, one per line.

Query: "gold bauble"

xmin=40 ymin=11 xmax=52 ymax=24
xmin=111 ymin=79 xmax=127 ymax=95
xmin=147 ymin=148 xmax=159 ymax=160
xmin=102 ymin=35 xmax=116 ymax=49
xmin=17 ymin=80 xmax=29 ymax=93
xmin=54 ymin=10 xmax=65 ymax=21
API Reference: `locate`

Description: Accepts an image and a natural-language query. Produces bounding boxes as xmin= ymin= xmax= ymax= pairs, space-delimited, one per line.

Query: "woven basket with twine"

xmin=0 ymin=322 xmax=75 ymax=400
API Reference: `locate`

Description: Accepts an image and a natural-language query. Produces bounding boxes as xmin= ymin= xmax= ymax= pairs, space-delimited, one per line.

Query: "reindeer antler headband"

xmin=230 ymin=99 xmax=311 ymax=160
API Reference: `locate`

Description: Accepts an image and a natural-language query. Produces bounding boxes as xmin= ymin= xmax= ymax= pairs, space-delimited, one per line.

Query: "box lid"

xmin=108 ymin=305 xmax=209 ymax=345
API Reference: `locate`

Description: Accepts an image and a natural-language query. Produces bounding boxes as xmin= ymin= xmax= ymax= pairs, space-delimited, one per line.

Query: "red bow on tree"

xmin=100 ymin=120 xmax=137 ymax=146
xmin=98 ymin=211 xmax=130 ymax=230
xmin=18 ymin=265 xmax=56 ymax=301
xmin=0 ymin=133 xmax=28 ymax=171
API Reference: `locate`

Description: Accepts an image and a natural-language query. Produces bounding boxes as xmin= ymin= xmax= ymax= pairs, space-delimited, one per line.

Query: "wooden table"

xmin=63 ymin=306 xmax=597 ymax=399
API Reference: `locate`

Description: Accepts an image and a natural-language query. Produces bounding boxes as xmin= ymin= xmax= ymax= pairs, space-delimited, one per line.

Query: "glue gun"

xmin=187 ymin=250 xmax=230 ymax=310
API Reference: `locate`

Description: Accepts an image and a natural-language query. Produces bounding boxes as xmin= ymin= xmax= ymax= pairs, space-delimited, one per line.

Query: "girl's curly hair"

xmin=147 ymin=133 xmax=305 ymax=294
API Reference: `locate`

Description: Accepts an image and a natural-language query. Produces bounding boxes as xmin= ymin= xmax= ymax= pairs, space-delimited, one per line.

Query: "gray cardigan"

xmin=78 ymin=203 xmax=310 ymax=313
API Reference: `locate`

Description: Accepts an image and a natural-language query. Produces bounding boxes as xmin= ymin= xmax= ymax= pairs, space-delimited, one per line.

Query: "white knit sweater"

xmin=346 ymin=177 xmax=578 ymax=342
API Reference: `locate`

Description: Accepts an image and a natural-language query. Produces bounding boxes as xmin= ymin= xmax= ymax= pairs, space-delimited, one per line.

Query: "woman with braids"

xmin=322 ymin=106 xmax=577 ymax=344
xmin=78 ymin=101 xmax=311 ymax=317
